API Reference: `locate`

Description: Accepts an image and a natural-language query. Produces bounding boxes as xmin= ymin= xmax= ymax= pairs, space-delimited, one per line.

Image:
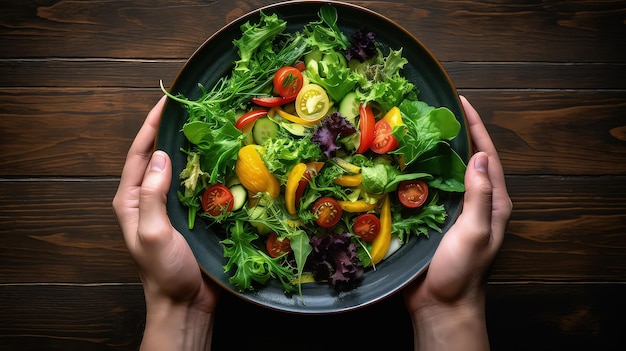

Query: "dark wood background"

xmin=1 ymin=0 xmax=625 ymax=350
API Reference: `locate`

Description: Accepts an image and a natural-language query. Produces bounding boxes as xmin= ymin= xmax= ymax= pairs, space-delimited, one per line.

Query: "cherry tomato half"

xmin=352 ymin=213 xmax=381 ymax=242
xmin=370 ymin=119 xmax=399 ymax=154
xmin=311 ymin=196 xmax=342 ymax=228
xmin=397 ymin=179 xmax=429 ymax=208
xmin=251 ymin=96 xmax=296 ymax=107
xmin=201 ymin=184 xmax=234 ymax=216
xmin=295 ymin=84 xmax=330 ymax=122
xmin=295 ymin=162 xmax=324 ymax=210
xmin=235 ymin=109 xmax=267 ymax=130
xmin=266 ymin=232 xmax=292 ymax=258
xmin=273 ymin=66 xmax=304 ymax=99
xmin=292 ymin=61 xmax=306 ymax=72
xmin=356 ymin=104 xmax=375 ymax=154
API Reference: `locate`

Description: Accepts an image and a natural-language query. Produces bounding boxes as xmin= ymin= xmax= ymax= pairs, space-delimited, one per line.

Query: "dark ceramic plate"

xmin=156 ymin=0 xmax=469 ymax=314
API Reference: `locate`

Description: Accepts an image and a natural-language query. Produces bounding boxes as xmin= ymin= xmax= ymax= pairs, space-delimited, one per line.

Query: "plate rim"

xmin=156 ymin=0 xmax=470 ymax=314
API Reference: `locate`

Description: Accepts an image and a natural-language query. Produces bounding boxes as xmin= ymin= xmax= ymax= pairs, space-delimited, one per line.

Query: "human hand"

xmin=403 ymin=96 xmax=512 ymax=350
xmin=112 ymin=96 xmax=219 ymax=350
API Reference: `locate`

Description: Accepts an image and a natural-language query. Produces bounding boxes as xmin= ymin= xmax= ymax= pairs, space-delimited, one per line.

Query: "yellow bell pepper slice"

xmin=370 ymin=194 xmax=391 ymax=265
xmin=285 ymin=162 xmax=307 ymax=216
xmin=382 ymin=106 xmax=404 ymax=127
xmin=338 ymin=200 xmax=378 ymax=213
xmin=332 ymin=173 xmax=362 ymax=187
xmin=235 ymin=145 xmax=280 ymax=198
xmin=274 ymin=106 xmax=320 ymax=126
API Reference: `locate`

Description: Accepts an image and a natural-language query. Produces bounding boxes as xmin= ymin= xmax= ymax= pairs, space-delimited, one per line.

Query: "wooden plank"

xmin=2 ymin=60 xmax=625 ymax=89
xmin=0 ymin=59 xmax=185 ymax=88
xmin=0 ymin=283 xmax=621 ymax=350
xmin=1 ymin=176 xmax=625 ymax=284
xmin=0 ymin=0 xmax=624 ymax=62
xmin=459 ymin=89 xmax=626 ymax=175
xmin=444 ymin=62 xmax=626 ymax=90
xmin=0 ymin=180 xmax=140 ymax=283
xmin=0 ymin=284 xmax=145 ymax=351
xmin=491 ymin=175 xmax=626 ymax=281
xmin=0 ymin=88 xmax=161 ymax=177
xmin=1 ymin=88 xmax=624 ymax=176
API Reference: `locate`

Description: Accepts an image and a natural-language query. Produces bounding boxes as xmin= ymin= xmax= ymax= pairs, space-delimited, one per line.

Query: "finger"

xmin=455 ymin=152 xmax=493 ymax=248
xmin=117 ymin=96 xmax=167 ymax=196
xmin=137 ymin=150 xmax=174 ymax=249
xmin=460 ymin=96 xmax=511 ymax=246
xmin=113 ymin=96 xmax=167 ymax=234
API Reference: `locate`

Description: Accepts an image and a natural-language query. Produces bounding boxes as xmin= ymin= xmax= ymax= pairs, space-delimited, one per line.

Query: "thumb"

xmin=137 ymin=150 xmax=174 ymax=248
xmin=456 ymin=152 xmax=494 ymax=248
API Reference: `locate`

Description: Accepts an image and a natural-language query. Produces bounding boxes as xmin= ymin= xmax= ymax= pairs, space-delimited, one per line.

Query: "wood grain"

xmin=1 ymin=0 xmax=625 ymax=62
xmin=1 ymin=0 xmax=625 ymax=350
xmin=2 ymin=60 xmax=625 ymax=89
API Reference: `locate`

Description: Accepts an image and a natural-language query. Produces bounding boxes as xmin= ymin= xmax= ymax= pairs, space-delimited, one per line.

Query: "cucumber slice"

xmin=338 ymin=92 xmax=360 ymax=123
xmin=252 ymin=117 xmax=279 ymax=144
xmin=228 ymin=184 xmax=247 ymax=211
xmin=280 ymin=122 xmax=308 ymax=136
xmin=225 ymin=176 xmax=241 ymax=187
xmin=331 ymin=156 xmax=361 ymax=174
xmin=248 ymin=203 xmax=272 ymax=235
xmin=305 ymin=50 xmax=323 ymax=63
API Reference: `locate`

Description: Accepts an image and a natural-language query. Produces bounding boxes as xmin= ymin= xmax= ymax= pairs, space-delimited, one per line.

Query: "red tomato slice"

xmin=352 ymin=213 xmax=381 ymax=242
xmin=235 ymin=109 xmax=267 ymax=130
xmin=397 ymin=179 xmax=429 ymax=208
xmin=250 ymin=96 xmax=296 ymax=107
xmin=311 ymin=196 xmax=342 ymax=228
xmin=370 ymin=119 xmax=399 ymax=154
xmin=273 ymin=66 xmax=304 ymax=99
xmin=292 ymin=61 xmax=306 ymax=72
xmin=266 ymin=232 xmax=292 ymax=258
xmin=295 ymin=162 xmax=324 ymax=210
xmin=356 ymin=104 xmax=375 ymax=154
xmin=201 ymin=184 xmax=234 ymax=216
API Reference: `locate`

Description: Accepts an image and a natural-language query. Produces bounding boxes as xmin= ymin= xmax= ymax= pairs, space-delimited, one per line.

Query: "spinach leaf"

xmin=183 ymin=121 xmax=242 ymax=184
xmin=361 ymin=163 xmax=431 ymax=194
xmin=395 ymin=99 xmax=461 ymax=166
xmin=409 ymin=143 xmax=466 ymax=192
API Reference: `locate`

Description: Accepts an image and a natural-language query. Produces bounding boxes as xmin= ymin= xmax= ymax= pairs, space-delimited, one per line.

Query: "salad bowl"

xmin=156 ymin=0 xmax=470 ymax=314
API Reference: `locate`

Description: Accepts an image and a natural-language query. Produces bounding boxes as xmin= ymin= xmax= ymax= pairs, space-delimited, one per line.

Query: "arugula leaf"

xmin=288 ymin=230 xmax=313 ymax=296
xmin=392 ymin=195 xmax=447 ymax=242
xmin=233 ymin=12 xmax=287 ymax=72
xmin=221 ymin=220 xmax=296 ymax=293
xmin=303 ymin=4 xmax=349 ymax=51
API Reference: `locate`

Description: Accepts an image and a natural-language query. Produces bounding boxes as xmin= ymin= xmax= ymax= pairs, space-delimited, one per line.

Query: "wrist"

xmin=410 ymin=302 xmax=489 ymax=351
xmin=141 ymin=299 xmax=214 ymax=351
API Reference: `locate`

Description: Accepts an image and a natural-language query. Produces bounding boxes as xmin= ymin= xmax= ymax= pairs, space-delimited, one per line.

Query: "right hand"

xmin=403 ymin=96 xmax=512 ymax=350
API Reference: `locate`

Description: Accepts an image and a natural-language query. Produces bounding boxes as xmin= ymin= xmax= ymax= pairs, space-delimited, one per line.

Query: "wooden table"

xmin=1 ymin=0 xmax=625 ymax=350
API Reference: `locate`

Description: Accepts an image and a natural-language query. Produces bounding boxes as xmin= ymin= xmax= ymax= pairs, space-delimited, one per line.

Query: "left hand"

xmin=112 ymin=96 xmax=219 ymax=330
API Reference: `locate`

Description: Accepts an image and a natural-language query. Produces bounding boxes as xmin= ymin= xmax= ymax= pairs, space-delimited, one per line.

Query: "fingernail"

xmin=151 ymin=152 xmax=165 ymax=172
xmin=475 ymin=154 xmax=488 ymax=173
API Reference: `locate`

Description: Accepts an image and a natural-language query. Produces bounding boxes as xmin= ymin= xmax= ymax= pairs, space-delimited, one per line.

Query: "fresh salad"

xmin=161 ymin=5 xmax=467 ymax=295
